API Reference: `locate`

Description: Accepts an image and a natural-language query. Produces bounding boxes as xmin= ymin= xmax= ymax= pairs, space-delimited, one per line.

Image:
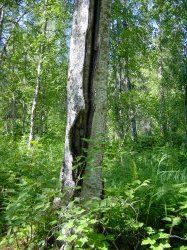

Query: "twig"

xmin=170 ymin=235 xmax=187 ymax=241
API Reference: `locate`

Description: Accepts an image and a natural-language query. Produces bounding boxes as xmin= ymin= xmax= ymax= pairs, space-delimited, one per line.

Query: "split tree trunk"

xmin=61 ymin=0 xmax=111 ymax=200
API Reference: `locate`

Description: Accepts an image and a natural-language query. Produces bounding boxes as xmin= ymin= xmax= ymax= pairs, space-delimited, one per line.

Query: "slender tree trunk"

xmin=38 ymin=76 xmax=46 ymax=136
xmin=61 ymin=0 xmax=111 ymax=200
xmin=184 ymin=40 xmax=187 ymax=146
xmin=28 ymin=0 xmax=47 ymax=147
xmin=123 ymin=3 xmax=137 ymax=141
xmin=117 ymin=65 xmax=125 ymax=139
xmin=0 ymin=4 xmax=4 ymax=48
xmin=22 ymin=100 xmax=27 ymax=135
xmin=124 ymin=53 xmax=137 ymax=141
xmin=157 ymin=17 xmax=168 ymax=138
xmin=159 ymin=83 xmax=167 ymax=137
xmin=119 ymin=6 xmax=137 ymax=141
xmin=158 ymin=44 xmax=168 ymax=137
xmin=126 ymin=76 xmax=137 ymax=140
xmin=112 ymin=20 xmax=125 ymax=140
xmin=28 ymin=54 xmax=42 ymax=147
xmin=12 ymin=94 xmax=16 ymax=137
xmin=118 ymin=58 xmax=137 ymax=141
xmin=184 ymin=85 xmax=187 ymax=146
xmin=22 ymin=51 xmax=27 ymax=135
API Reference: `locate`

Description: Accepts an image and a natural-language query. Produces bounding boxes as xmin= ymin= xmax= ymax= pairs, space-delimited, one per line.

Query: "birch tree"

xmin=61 ymin=0 xmax=111 ymax=200
xmin=28 ymin=0 xmax=48 ymax=147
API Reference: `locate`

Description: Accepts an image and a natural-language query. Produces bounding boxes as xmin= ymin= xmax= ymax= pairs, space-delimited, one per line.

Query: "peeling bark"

xmin=61 ymin=0 xmax=111 ymax=200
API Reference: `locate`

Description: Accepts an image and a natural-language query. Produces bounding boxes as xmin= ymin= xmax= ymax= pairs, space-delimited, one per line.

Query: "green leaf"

xmin=172 ymin=217 xmax=181 ymax=226
xmin=141 ymin=238 xmax=156 ymax=245
xmin=77 ymin=237 xmax=88 ymax=246
xmin=157 ymin=232 xmax=169 ymax=239
xmin=63 ymin=220 xmax=74 ymax=229
xmin=162 ymin=217 xmax=172 ymax=222
xmin=57 ymin=234 xmax=65 ymax=241
xmin=66 ymin=234 xmax=77 ymax=242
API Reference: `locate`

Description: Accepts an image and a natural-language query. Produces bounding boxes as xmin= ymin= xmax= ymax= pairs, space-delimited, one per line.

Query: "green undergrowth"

xmin=103 ymin=138 xmax=187 ymax=249
xmin=0 ymin=135 xmax=187 ymax=249
xmin=0 ymin=135 xmax=63 ymax=249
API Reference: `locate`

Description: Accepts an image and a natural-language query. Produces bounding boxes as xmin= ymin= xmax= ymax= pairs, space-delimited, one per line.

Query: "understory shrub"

xmin=0 ymin=136 xmax=187 ymax=249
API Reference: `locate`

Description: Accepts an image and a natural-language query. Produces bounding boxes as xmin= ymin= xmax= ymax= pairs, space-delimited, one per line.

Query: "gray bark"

xmin=122 ymin=12 xmax=137 ymax=141
xmin=125 ymin=62 xmax=137 ymax=141
xmin=61 ymin=0 xmax=111 ymax=200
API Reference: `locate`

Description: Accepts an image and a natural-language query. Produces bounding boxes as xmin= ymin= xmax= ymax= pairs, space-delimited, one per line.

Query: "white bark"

xmin=61 ymin=0 xmax=90 ymax=192
xmin=28 ymin=0 xmax=47 ymax=147
xmin=28 ymin=56 xmax=42 ymax=147
xmin=61 ymin=0 xmax=111 ymax=200
xmin=80 ymin=0 xmax=111 ymax=199
xmin=0 ymin=4 xmax=4 ymax=47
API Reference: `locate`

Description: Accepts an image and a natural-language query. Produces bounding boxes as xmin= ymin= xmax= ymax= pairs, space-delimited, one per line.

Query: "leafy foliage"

xmin=0 ymin=0 xmax=187 ymax=249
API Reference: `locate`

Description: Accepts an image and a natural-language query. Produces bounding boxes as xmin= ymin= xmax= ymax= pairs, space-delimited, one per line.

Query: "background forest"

xmin=0 ymin=0 xmax=187 ymax=249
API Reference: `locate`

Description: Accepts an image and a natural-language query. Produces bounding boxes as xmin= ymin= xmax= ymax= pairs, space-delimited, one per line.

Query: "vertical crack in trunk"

xmin=86 ymin=0 xmax=101 ymax=140
xmin=61 ymin=0 xmax=102 ymax=195
xmin=62 ymin=0 xmax=110 ymax=200
xmin=69 ymin=0 xmax=101 ymax=194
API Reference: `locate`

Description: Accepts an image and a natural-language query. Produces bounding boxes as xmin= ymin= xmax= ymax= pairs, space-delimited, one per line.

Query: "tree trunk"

xmin=38 ymin=75 xmax=46 ymax=137
xmin=61 ymin=0 xmax=111 ymax=200
xmin=117 ymin=58 xmax=137 ymax=141
xmin=0 ymin=4 xmax=4 ymax=47
xmin=158 ymin=44 xmax=167 ymax=137
xmin=184 ymin=40 xmax=187 ymax=146
xmin=157 ymin=17 xmax=168 ymax=138
xmin=28 ymin=0 xmax=47 ymax=147
xmin=159 ymin=83 xmax=167 ymax=137
xmin=126 ymin=76 xmax=137 ymax=141
xmin=11 ymin=94 xmax=16 ymax=137
xmin=113 ymin=6 xmax=137 ymax=141
xmin=28 ymin=53 xmax=42 ymax=147
xmin=22 ymin=100 xmax=27 ymax=135
xmin=184 ymin=85 xmax=187 ymax=146
xmin=123 ymin=53 xmax=137 ymax=141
